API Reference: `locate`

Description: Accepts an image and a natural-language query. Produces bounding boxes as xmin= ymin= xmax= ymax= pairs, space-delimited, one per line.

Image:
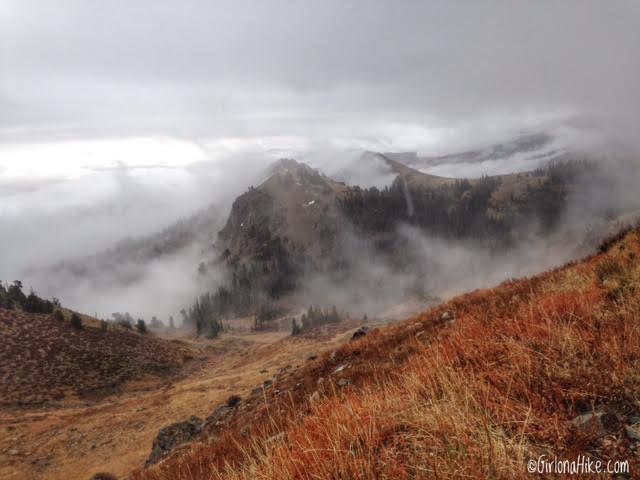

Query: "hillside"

xmin=188 ymin=155 xmax=614 ymax=332
xmin=134 ymin=225 xmax=640 ymax=479
xmin=0 ymin=321 xmax=362 ymax=480
xmin=36 ymin=202 xmax=222 ymax=286
xmin=218 ymin=159 xmax=348 ymax=264
xmin=0 ymin=309 xmax=196 ymax=407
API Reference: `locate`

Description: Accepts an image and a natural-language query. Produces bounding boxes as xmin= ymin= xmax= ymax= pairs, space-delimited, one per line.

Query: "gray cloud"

xmin=1 ymin=1 xmax=639 ymax=144
xmin=1 ymin=0 xmax=640 ymax=321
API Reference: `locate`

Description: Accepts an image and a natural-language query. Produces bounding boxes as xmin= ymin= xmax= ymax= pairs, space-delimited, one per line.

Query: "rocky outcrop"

xmin=350 ymin=326 xmax=369 ymax=341
xmin=145 ymin=416 xmax=203 ymax=466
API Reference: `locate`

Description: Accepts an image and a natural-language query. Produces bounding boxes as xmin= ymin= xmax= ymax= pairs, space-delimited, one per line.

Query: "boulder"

xmin=350 ymin=326 xmax=369 ymax=341
xmin=145 ymin=416 xmax=203 ymax=466
xmin=205 ymin=405 xmax=233 ymax=428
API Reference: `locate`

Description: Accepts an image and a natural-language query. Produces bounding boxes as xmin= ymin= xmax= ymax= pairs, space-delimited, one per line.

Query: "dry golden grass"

xmin=134 ymin=228 xmax=640 ymax=480
xmin=0 ymin=327 xmax=353 ymax=480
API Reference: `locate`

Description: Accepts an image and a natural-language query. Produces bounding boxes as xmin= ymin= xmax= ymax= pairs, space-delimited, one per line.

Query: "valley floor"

xmin=0 ymin=327 xmax=358 ymax=480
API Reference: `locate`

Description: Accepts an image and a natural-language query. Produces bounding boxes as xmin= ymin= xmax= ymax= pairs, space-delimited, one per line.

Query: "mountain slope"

xmin=218 ymin=159 xmax=348 ymax=265
xmin=41 ymin=202 xmax=222 ymax=285
xmin=0 ymin=309 xmax=196 ymax=406
xmin=134 ymin=225 xmax=640 ymax=479
xmin=183 ymin=155 xmax=627 ymax=331
xmin=416 ymin=131 xmax=555 ymax=167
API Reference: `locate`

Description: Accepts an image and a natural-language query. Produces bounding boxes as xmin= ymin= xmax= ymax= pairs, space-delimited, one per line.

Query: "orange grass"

xmin=134 ymin=228 xmax=640 ymax=479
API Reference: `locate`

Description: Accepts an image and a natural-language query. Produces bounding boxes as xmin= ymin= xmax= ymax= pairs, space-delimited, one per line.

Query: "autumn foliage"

xmin=134 ymin=227 xmax=640 ymax=479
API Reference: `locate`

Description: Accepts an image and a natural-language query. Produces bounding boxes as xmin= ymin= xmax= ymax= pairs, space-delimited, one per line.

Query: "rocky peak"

xmin=263 ymin=159 xmax=335 ymax=193
xmin=217 ymin=160 xmax=343 ymax=263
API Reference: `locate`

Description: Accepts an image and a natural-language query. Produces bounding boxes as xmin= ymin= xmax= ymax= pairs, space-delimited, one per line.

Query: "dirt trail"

xmin=0 ymin=329 xmax=351 ymax=480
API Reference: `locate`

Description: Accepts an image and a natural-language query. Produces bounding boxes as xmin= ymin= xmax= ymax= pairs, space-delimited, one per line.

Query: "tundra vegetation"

xmin=133 ymin=226 xmax=640 ymax=480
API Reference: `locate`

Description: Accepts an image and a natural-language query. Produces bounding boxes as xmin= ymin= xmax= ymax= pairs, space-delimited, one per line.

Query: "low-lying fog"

xmin=0 ymin=120 xmax=630 ymax=322
xmin=1 ymin=0 xmax=638 ymax=322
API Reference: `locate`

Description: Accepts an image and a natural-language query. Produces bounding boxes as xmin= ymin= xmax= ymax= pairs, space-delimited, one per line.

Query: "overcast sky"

xmin=1 ymin=0 xmax=638 ymax=314
xmin=2 ymin=0 xmax=638 ymax=145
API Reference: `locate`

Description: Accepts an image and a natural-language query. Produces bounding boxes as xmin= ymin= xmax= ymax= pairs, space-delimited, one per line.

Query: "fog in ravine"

xmin=1 ymin=1 xmax=639 ymax=321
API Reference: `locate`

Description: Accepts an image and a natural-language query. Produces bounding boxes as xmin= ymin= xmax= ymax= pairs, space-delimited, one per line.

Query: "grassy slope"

xmin=0 ymin=310 xmax=194 ymax=406
xmin=135 ymin=227 xmax=640 ymax=479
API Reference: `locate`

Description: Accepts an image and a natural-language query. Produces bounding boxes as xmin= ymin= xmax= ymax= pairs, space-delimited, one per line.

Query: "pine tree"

xmin=70 ymin=313 xmax=83 ymax=329
xmin=291 ymin=318 xmax=301 ymax=336
xmin=136 ymin=319 xmax=147 ymax=334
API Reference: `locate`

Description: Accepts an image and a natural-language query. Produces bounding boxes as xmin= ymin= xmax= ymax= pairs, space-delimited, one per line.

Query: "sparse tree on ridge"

xmin=70 ymin=313 xmax=83 ymax=330
xmin=136 ymin=319 xmax=147 ymax=334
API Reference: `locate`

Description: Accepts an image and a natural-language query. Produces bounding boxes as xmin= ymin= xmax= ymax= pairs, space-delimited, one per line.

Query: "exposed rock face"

xmin=201 ymin=160 xmax=349 ymax=319
xmin=145 ymin=396 xmax=245 ymax=467
xmin=218 ymin=159 xmax=345 ymax=265
xmin=204 ymin=405 xmax=233 ymax=429
xmin=145 ymin=416 xmax=203 ymax=466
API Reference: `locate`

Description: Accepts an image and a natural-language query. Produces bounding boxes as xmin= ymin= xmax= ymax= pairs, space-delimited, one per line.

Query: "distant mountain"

xmin=385 ymin=127 xmax=606 ymax=178
xmin=186 ymin=153 xmax=622 ymax=327
xmin=416 ymin=131 xmax=555 ymax=167
xmin=33 ymin=138 xmax=632 ymax=326
xmin=218 ymin=159 xmax=348 ymax=266
xmin=33 ymin=202 xmax=222 ymax=286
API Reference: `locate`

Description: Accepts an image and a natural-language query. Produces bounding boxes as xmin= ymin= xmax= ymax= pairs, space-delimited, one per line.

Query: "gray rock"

xmin=350 ymin=326 xmax=369 ymax=341
xmin=205 ymin=405 xmax=233 ymax=428
xmin=625 ymin=422 xmax=640 ymax=441
xmin=145 ymin=416 xmax=203 ymax=466
xmin=337 ymin=378 xmax=351 ymax=388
